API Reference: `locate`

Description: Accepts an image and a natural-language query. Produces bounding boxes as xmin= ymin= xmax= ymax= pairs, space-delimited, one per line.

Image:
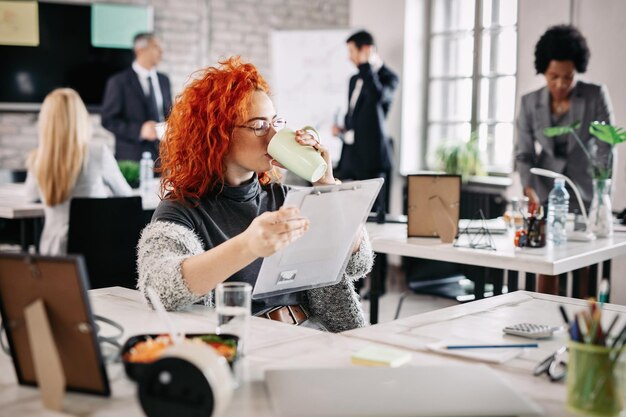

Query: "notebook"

xmin=265 ymin=365 xmax=543 ymax=417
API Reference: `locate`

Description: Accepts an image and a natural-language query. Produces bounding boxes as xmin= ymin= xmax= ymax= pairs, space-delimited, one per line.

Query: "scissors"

xmin=533 ymin=345 xmax=567 ymax=382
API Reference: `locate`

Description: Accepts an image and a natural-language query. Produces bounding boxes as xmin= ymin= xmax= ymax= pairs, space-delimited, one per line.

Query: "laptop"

xmin=265 ymin=365 xmax=543 ymax=417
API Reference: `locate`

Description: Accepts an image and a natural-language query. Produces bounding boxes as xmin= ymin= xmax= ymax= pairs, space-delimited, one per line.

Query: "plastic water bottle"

xmin=547 ymin=178 xmax=569 ymax=245
xmin=139 ymin=151 xmax=154 ymax=198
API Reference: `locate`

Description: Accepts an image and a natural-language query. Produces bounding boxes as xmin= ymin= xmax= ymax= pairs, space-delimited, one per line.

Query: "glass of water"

xmin=215 ymin=282 xmax=251 ymax=356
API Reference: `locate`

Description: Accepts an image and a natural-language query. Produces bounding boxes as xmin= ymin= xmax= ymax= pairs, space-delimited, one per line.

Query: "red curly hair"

xmin=159 ymin=56 xmax=270 ymax=202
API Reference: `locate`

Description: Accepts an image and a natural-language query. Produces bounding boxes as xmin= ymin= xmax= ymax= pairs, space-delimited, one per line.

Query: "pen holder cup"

xmin=566 ymin=341 xmax=624 ymax=417
xmin=525 ymin=216 xmax=546 ymax=248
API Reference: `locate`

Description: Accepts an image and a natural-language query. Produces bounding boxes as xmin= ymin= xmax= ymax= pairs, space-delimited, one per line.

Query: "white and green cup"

xmin=267 ymin=125 xmax=327 ymax=183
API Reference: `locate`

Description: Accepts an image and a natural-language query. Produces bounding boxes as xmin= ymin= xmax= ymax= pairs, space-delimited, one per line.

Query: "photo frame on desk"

xmin=407 ymin=174 xmax=461 ymax=243
xmin=253 ymin=178 xmax=383 ymax=299
xmin=0 ymin=253 xmax=110 ymax=406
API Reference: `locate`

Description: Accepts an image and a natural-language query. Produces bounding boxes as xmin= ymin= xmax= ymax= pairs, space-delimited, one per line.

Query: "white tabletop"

xmin=0 ymin=287 xmax=372 ymax=417
xmin=0 ymin=182 xmax=160 ymax=219
xmin=2 ymin=287 xmax=619 ymax=416
xmin=344 ymin=291 xmax=626 ymax=417
xmin=366 ymin=222 xmax=626 ymax=275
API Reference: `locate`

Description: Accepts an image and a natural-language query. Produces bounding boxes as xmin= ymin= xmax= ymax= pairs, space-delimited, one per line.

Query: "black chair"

xmin=67 ymin=196 xmax=144 ymax=289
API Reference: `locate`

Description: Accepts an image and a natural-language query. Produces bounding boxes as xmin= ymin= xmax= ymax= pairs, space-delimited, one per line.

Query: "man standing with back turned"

xmin=332 ymin=30 xmax=399 ymax=216
xmin=101 ymin=32 xmax=172 ymax=162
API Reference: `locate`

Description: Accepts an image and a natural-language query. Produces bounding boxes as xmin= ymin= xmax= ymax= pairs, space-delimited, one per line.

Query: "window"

xmin=425 ymin=0 xmax=518 ymax=174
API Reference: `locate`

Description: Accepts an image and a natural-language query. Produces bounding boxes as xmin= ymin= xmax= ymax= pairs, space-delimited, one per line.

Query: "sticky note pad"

xmin=351 ymin=345 xmax=411 ymax=367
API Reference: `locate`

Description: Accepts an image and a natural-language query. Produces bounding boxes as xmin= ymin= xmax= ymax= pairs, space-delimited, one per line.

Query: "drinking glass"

xmin=215 ymin=282 xmax=251 ymax=356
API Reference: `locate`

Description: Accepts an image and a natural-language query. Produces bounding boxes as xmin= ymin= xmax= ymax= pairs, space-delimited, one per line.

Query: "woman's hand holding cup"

xmin=292 ymin=129 xmax=335 ymax=185
xmin=267 ymin=126 xmax=331 ymax=183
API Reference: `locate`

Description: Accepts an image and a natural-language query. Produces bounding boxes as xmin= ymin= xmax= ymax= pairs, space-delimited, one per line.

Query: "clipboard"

xmin=252 ymin=178 xmax=383 ymax=299
xmin=407 ymin=174 xmax=461 ymax=243
xmin=0 ymin=253 xmax=111 ymax=405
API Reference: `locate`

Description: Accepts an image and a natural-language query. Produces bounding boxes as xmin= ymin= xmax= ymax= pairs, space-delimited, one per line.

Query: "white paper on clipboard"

xmin=252 ymin=178 xmax=383 ymax=300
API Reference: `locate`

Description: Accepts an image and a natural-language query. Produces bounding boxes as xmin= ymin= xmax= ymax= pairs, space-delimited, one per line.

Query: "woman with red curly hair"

xmin=137 ymin=57 xmax=374 ymax=332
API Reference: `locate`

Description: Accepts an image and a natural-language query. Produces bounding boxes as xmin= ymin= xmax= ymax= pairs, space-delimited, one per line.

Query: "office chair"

xmin=67 ymin=196 xmax=145 ymax=289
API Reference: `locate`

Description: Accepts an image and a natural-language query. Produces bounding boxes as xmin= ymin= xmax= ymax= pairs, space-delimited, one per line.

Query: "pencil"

xmin=445 ymin=343 xmax=539 ymax=349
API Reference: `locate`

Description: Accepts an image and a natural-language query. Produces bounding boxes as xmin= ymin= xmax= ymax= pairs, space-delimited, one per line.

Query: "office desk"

xmin=344 ymin=290 xmax=626 ymax=417
xmin=0 ymin=182 xmax=160 ymax=250
xmin=365 ymin=222 xmax=626 ymax=323
xmin=1 ymin=287 xmax=617 ymax=416
xmin=0 ymin=182 xmax=161 ymax=217
xmin=0 ymin=286 xmax=373 ymax=417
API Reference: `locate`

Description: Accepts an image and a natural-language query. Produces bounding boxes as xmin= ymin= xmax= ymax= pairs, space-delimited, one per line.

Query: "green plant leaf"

xmin=543 ymin=121 xmax=581 ymax=137
xmin=589 ymin=121 xmax=626 ymax=147
xmin=117 ymin=160 xmax=140 ymax=185
xmin=434 ymin=131 xmax=484 ymax=181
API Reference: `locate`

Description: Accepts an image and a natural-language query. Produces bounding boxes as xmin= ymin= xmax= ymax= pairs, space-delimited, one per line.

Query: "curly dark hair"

xmin=534 ymin=25 xmax=590 ymax=74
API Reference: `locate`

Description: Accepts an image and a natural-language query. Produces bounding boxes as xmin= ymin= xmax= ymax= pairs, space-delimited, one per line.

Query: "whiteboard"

xmin=271 ymin=30 xmax=355 ymax=165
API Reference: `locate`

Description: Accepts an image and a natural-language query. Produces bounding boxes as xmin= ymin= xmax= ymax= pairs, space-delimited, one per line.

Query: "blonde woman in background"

xmin=25 ymin=88 xmax=132 ymax=255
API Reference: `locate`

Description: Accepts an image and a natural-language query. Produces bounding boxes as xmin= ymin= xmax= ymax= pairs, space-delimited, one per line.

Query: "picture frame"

xmin=0 ymin=253 xmax=110 ymax=397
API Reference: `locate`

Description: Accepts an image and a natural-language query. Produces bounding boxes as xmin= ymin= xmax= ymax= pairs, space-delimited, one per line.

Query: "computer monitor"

xmin=0 ymin=253 xmax=110 ymax=396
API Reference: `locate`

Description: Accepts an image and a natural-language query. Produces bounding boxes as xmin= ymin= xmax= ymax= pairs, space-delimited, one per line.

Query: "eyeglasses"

xmin=533 ymin=345 xmax=568 ymax=382
xmin=235 ymin=117 xmax=287 ymax=137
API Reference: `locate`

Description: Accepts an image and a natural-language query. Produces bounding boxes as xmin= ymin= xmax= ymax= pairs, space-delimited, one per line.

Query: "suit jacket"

xmin=101 ymin=68 xmax=172 ymax=162
xmin=338 ymin=63 xmax=399 ymax=180
xmin=515 ymin=81 xmax=613 ymax=208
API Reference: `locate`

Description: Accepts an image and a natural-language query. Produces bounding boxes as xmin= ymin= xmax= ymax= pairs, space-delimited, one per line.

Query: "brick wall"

xmin=0 ymin=0 xmax=349 ymax=169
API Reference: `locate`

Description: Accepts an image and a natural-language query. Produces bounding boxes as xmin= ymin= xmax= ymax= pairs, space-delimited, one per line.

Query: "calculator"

xmin=502 ymin=323 xmax=555 ymax=339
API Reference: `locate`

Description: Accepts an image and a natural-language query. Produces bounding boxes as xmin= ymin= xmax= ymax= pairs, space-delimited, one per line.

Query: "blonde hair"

xmin=29 ymin=88 xmax=91 ymax=206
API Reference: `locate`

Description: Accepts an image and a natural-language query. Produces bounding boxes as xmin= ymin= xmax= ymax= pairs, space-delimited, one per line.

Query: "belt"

xmin=257 ymin=305 xmax=309 ymax=326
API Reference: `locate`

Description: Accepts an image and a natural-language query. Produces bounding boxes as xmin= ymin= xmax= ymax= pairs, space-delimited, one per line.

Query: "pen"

xmin=558 ymin=304 xmax=570 ymax=325
xmin=445 ymin=343 xmax=538 ymax=349
xmin=599 ymin=279 xmax=609 ymax=307
xmin=605 ymin=315 xmax=620 ymax=342
xmin=611 ymin=322 xmax=626 ymax=349
xmin=570 ymin=316 xmax=581 ymax=342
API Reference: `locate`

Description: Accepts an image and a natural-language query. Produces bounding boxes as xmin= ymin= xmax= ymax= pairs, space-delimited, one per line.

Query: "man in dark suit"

xmin=332 ymin=30 xmax=398 ymax=216
xmin=101 ymin=32 xmax=172 ymax=162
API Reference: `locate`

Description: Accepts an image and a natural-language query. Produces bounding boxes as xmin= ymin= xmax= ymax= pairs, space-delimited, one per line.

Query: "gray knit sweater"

xmin=136 ymin=221 xmax=374 ymax=332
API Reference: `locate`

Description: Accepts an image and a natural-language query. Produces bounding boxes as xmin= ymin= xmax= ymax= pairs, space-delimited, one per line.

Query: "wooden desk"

xmin=1 ymin=287 xmax=617 ymax=416
xmin=365 ymin=222 xmax=626 ymax=323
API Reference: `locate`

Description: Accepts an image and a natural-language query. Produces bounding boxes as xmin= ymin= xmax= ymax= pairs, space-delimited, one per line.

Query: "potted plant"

xmin=543 ymin=121 xmax=626 ymax=237
xmin=434 ymin=131 xmax=485 ymax=181
xmin=117 ymin=160 xmax=140 ymax=189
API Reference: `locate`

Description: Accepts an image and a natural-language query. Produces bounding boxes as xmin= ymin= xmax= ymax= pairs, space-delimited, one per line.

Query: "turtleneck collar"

xmin=214 ymin=173 xmax=261 ymax=202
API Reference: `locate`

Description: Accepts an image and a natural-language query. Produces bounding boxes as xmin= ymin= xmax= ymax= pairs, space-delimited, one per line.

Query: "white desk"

xmin=365 ymin=222 xmax=626 ymax=323
xmin=1 ymin=287 xmax=620 ymax=416
xmin=367 ymin=223 xmax=626 ymax=276
xmin=0 ymin=182 xmax=160 ymax=251
xmin=0 ymin=182 xmax=160 ymax=219
xmin=0 ymin=183 xmax=45 ymax=219
xmin=344 ymin=290 xmax=626 ymax=417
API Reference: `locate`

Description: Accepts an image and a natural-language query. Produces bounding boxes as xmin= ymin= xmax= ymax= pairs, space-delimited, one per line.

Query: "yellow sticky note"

xmin=351 ymin=345 xmax=411 ymax=367
xmin=0 ymin=1 xmax=39 ymax=47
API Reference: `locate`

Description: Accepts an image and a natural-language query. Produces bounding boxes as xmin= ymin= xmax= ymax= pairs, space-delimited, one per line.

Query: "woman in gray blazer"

xmin=516 ymin=25 xmax=614 ymax=210
xmin=515 ymin=25 xmax=614 ymax=293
